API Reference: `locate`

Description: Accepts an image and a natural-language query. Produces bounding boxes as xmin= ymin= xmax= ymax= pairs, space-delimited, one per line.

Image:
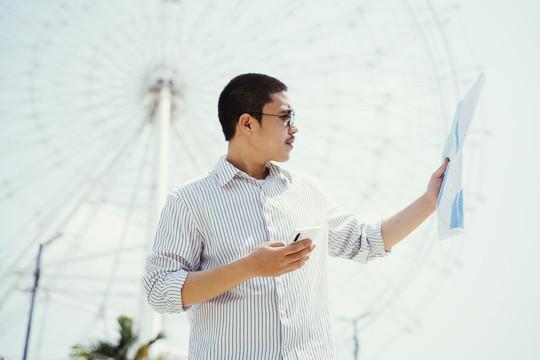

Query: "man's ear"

xmin=237 ymin=113 xmax=254 ymax=136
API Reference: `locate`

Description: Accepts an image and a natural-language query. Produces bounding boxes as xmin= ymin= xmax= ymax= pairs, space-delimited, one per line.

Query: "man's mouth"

xmin=286 ymin=137 xmax=295 ymax=146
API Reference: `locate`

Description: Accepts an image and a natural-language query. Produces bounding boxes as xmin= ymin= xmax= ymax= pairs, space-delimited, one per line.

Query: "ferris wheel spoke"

xmin=0 ymin=297 xmax=28 ymax=339
xmin=0 ymin=119 xmax=150 ymax=284
xmin=171 ymin=121 xmax=207 ymax=175
xmin=0 ymin=117 xmax=139 ymax=201
xmin=94 ymin=117 xmax=155 ymax=314
xmin=39 ymin=286 xmax=139 ymax=298
xmin=43 ymin=243 xmax=146 ymax=269
xmin=177 ymin=0 xmax=244 ymax=65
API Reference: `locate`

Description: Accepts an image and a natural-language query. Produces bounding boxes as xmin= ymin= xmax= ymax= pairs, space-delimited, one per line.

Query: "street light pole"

xmin=338 ymin=312 xmax=370 ymax=360
xmin=22 ymin=233 xmax=61 ymax=360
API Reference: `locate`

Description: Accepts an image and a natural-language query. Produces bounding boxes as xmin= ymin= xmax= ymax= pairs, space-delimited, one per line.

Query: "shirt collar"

xmin=212 ymin=155 xmax=292 ymax=187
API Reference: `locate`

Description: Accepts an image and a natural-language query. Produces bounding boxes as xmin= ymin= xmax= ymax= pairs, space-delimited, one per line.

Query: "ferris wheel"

xmin=0 ymin=0 xmax=485 ymax=359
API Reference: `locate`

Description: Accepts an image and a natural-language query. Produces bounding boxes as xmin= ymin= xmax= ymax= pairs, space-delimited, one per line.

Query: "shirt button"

xmin=281 ymin=311 xmax=286 ymax=317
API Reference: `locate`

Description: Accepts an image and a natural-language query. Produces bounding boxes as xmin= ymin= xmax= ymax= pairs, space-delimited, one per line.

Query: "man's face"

xmin=254 ymin=91 xmax=297 ymax=163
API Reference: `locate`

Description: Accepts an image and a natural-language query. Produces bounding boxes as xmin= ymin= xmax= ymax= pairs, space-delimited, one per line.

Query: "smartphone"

xmin=287 ymin=226 xmax=321 ymax=245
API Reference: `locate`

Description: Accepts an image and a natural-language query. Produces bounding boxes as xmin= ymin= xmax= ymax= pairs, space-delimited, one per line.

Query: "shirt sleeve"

xmin=326 ymin=204 xmax=390 ymax=263
xmin=142 ymin=192 xmax=203 ymax=313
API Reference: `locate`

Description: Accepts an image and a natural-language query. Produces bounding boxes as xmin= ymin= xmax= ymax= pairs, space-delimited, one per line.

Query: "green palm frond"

xmin=116 ymin=316 xmax=139 ymax=359
xmin=70 ymin=340 xmax=116 ymax=359
xmin=69 ymin=316 xmax=167 ymax=360
xmin=134 ymin=332 xmax=165 ymax=360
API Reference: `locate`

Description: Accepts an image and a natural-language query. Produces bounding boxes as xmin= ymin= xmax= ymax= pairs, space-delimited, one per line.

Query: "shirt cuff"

xmin=352 ymin=218 xmax=391 ymax=263
xmin=146 ymin=270 xmax=189 ymax=313
xmin=166 ymin=270 xmax=190 ymax=312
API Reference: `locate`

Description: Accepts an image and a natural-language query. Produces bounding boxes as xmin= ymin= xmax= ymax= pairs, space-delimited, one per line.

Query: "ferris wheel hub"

xmin=142 ymin=64 xmax=181 ymax=124
xmin=143 ymin=64 xmax=181 ymax=93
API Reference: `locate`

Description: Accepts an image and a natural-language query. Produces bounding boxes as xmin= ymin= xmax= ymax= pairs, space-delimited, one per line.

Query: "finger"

xmin=284 ymin=254 xmax=310 ymax=273
xmin=283 ymin=239 xmax=312 ymax=255
xmin=267 ymin=241 xmax=287 ymax=248
xmin=434 ymin=158 xmax=450 ymax=176
xmin=286 ymin=243 xmax=315 ymax=261
xmin=438 ymin=158 xmax=449 ymax=170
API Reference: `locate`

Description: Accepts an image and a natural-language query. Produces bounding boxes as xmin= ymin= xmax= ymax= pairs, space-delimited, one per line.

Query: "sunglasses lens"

xmin=289 ymin=112 xmax=295 ymax=127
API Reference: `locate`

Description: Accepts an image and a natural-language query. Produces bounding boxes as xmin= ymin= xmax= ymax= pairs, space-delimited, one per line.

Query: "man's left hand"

xmin=425 ymin=157 xmax=450 ymax=208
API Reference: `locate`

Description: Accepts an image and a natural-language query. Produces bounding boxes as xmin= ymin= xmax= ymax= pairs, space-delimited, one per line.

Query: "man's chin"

xmin=270 ymin=153 xmax=291 ymax=163
xmin=279 ymin=153 xmax=292 ymax=163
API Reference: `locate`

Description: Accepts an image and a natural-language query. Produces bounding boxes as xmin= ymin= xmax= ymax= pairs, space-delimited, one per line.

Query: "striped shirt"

xmin=143 ymin=156 xmax=390 ymax=359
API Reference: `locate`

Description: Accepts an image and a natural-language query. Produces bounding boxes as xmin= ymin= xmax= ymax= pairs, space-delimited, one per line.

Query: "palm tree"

xmin=70 ymin=315 xmax=166 ymax=360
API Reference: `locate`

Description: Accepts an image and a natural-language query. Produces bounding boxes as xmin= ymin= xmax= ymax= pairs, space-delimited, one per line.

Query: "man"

xmin=143 ymin=73 xmax=449 ymax=359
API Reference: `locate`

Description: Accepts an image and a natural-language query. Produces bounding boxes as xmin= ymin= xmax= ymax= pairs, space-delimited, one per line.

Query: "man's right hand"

xmin=243 ymin=239 xmax=316 ymax=277
xmin=181 ymin=239 xmax=315 ymax=308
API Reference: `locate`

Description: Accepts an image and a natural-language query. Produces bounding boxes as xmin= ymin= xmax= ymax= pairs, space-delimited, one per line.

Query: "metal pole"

xmin=22 ymin=243 xmax=43 ymax=360
xmin=337 ymin=312 xmax=368 ymax=360
xmin=353 ymin=318 xmax=359 ymax=360
xmin=152 ymin=80 xmax=172 ymax=335
xmin=157 ymin=82 xmax=171 ymax=209
xmin=22 ymin=234 xmax=60 ymax=360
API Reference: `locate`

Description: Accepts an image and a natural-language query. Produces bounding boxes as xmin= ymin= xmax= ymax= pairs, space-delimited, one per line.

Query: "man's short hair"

xmin=218 ymin=73 xmax=288 ymax=141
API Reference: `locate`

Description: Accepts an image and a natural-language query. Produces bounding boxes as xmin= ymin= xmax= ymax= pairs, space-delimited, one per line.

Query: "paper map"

xmin=437 ymin=73 xmax=486 ymax=240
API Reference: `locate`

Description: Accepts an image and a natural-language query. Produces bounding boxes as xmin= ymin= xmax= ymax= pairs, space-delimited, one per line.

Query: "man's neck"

xmin=226 ymin=145 xmax=269 ymax=180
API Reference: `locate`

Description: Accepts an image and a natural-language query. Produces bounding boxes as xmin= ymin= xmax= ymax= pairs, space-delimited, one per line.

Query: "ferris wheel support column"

xmin=152 ymin=82 xmax=172 ymax=335
xmin=157 ymin=83 xmax=172 ymax=211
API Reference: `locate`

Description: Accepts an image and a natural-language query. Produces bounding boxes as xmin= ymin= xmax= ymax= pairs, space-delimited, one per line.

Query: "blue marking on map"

xmin=450 ymin=189 xmax=464 ymax=229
